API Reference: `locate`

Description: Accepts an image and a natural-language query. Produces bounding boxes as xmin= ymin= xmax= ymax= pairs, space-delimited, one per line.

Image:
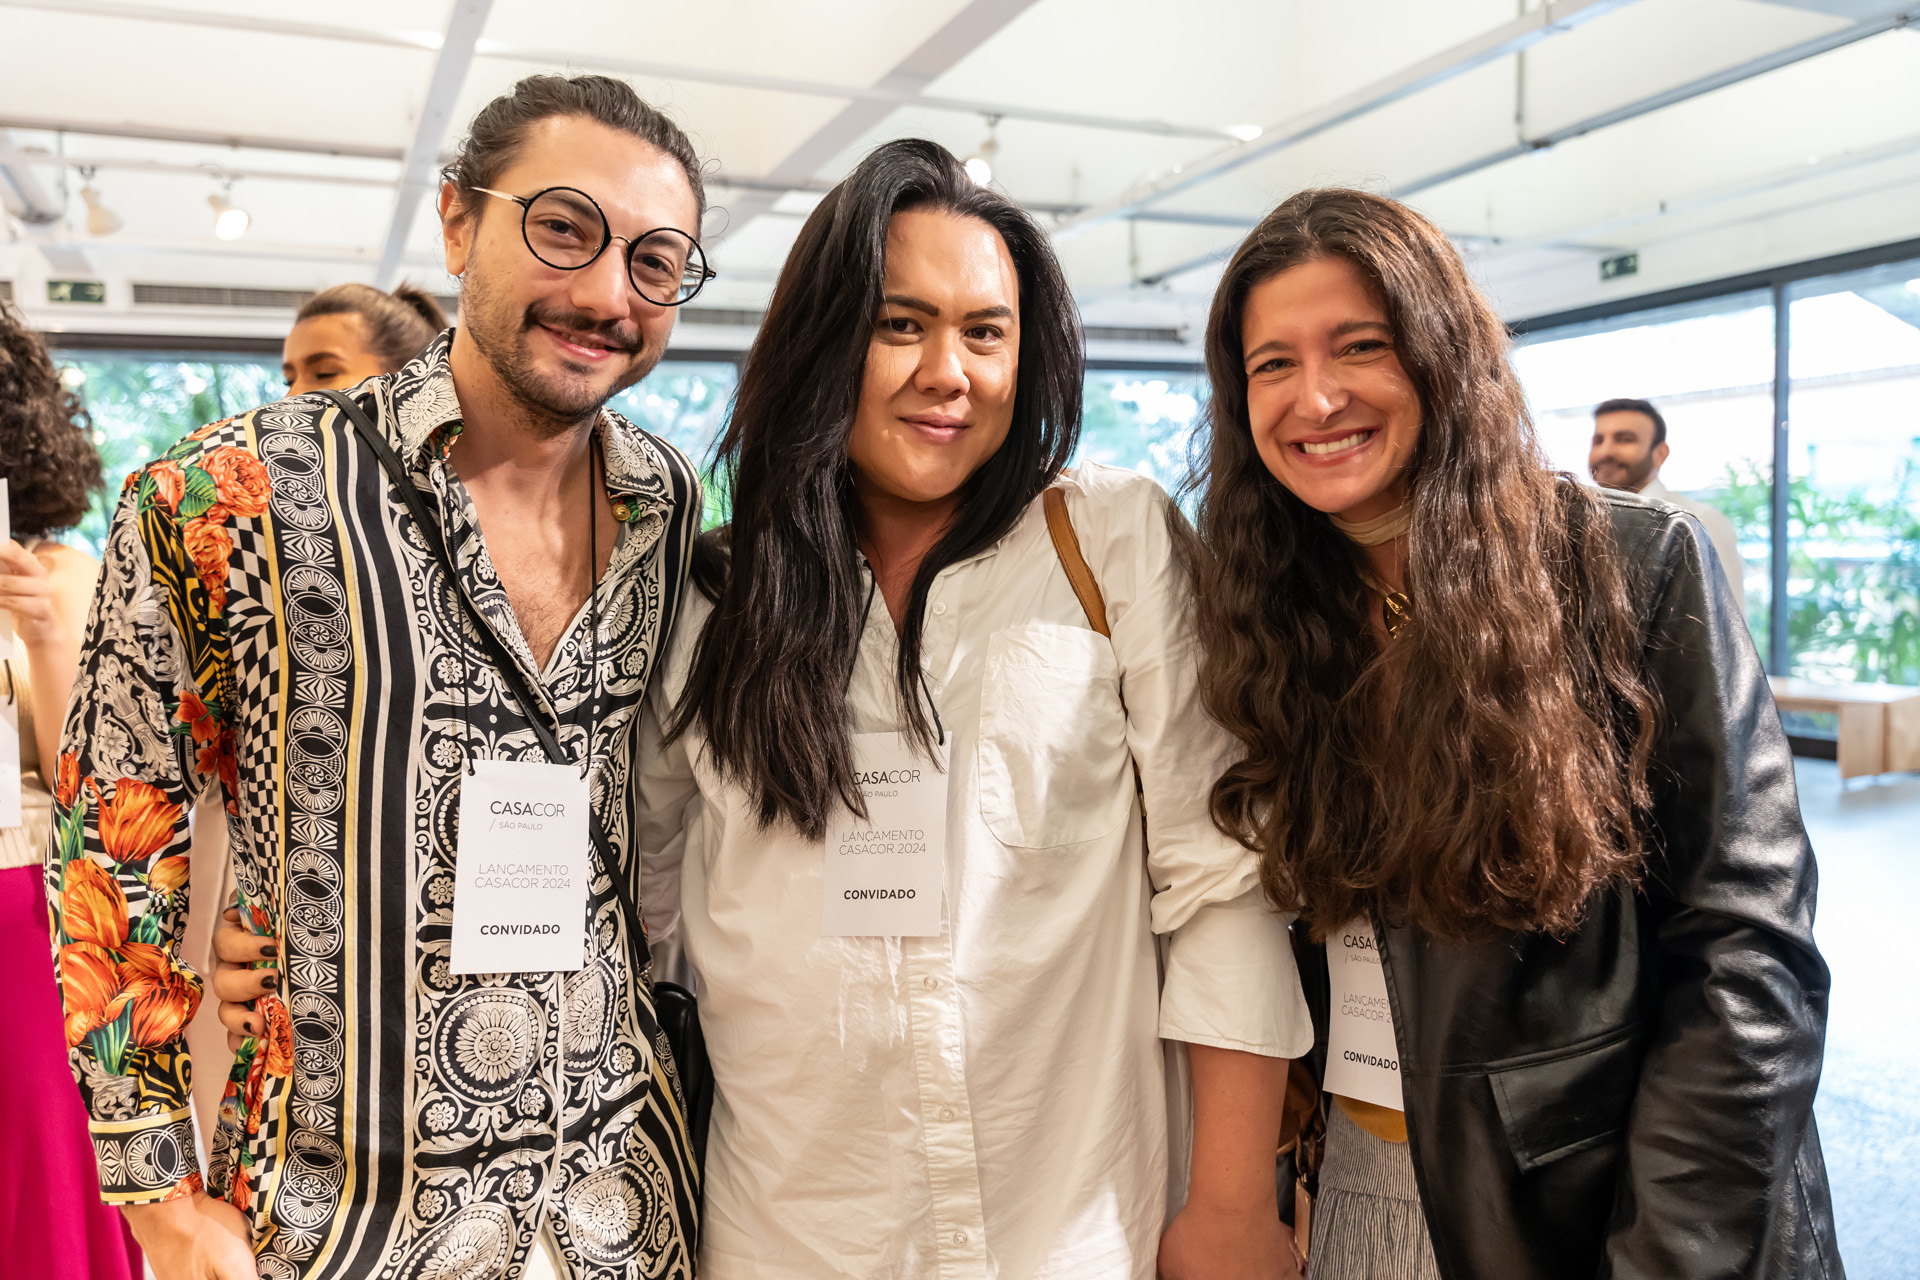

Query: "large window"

xmin=1511 ymin=239 xmax=1920 ymax=688
xmin=1076 ymin=368 xmax=1207 ymax=497
xmin=49 ymin=353 xmax=1214 ymax=547
xmin=1511 ymin=292 xmax=1777 ymax=661
xmin=1783 ymin=261 xmax=1920 ymax=686
xmin=46 ymin=351 xmax=746 ymax=543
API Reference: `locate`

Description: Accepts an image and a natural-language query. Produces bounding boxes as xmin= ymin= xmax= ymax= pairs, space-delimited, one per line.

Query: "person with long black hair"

xmin=1184 ymin=188 xmax=1836 ymax=1278
xmin=638 ymin=139 xmax=1311 ymax=1278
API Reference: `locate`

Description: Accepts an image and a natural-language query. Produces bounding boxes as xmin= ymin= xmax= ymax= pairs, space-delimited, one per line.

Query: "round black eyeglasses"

xmin=475 ymin=185 xmax=715 ymax=307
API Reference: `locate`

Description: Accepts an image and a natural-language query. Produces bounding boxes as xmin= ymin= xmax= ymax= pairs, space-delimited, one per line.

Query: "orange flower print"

xmin=258 ymin=994 xmax=294 ymax=1078
xmin=219 ymin=747 xmax=240 ymax=815
xmin=146 ymin=461 xmax=187 ymax=513
xmin=161 ymin=1172 xmax=205 ymax=1201
xmin=59 ymin=941 xmax=130 ymax=1047
xmin=118 ymin=942 xmax=202 ymax=1048
xmin=54 ymin=752 xmax=81 ymax=808
xmin=186 ymin=418 xmax=229 ymax=443
xmin=61 ymin=857 xmax=129 ymax=950
xmin=97 ymin=778 xmax=183 ymax=864
xmin=182 ymin=516 xmax=234 ymax=612
xmin=242 ymin=1043 xmax=269 ymax=1136
xmin=175 ymin=690 xmax=220 ymax=746
xmin=201 ymin=447 xmax=272 ymax=520
xmin=149 ymin=855 xmax=189 ymax=898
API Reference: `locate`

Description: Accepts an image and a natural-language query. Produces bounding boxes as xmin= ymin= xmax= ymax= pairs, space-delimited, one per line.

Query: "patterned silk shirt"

xmin=47 ymin=333 xmax=703 ymax=1279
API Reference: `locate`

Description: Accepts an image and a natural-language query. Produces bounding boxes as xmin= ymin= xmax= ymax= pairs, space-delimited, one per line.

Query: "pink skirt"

xmin=0 ymin=864 xmax=144 ymax=1280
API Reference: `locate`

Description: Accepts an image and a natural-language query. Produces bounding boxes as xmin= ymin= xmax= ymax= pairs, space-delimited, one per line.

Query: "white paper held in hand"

xmin=1324 ymin=918 xmax=1405 ymax=1111
xmin=451 ymin=759 xmax=592 ymax=974
xmin=0 ymin=477 xmax=19 ymax=829
xmin=1 ymin=478 xmax=12 ymax=662
xmin=0 ymin=684 xmax=18 ymax=830
xmin=822 ymin=731 xmax=947 ymax=937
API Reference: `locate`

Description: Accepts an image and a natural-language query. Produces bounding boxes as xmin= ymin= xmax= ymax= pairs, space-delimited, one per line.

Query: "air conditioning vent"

xmin=134 ymin=283 xmax=317 ymax=309
xmin=0 ymin=280 xmax=12 ymax=303
xmin=678 ymin=307 xmax=765 ymax=328
xmin=1084 ymin=325 xmax=1185 ymax=344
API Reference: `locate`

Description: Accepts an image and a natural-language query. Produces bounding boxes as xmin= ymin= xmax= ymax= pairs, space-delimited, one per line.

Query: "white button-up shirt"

xmin=637 ymin=464 xmax=1312 ymax=1279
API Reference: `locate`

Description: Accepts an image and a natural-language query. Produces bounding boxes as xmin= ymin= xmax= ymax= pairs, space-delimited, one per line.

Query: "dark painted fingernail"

xmin=260 ymin=944 xmax=278 ymax=959
xmin=260 ymin=972 xmax=278 ymax=990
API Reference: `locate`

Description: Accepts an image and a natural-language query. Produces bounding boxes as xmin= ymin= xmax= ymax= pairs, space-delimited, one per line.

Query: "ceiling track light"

xmin=965 ymin=113 xmax=1002 ymax=187
xmin=76 ymin=164 xmax=123 ymax=236
xmin=207 ymin=175 xmax=250 ymax=241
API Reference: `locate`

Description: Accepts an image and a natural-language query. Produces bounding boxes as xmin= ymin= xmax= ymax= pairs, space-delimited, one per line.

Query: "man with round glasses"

xmin=54 ymin=74 xmax=708 ymax=1279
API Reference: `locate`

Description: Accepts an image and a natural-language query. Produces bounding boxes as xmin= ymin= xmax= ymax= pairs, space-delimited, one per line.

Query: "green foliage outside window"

xmin=1718 ymin=461 xmax=1920 ymax=685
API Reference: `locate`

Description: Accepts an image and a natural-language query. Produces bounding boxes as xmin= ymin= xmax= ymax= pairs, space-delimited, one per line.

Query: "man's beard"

xmin=1594 ymin=448 xmax=1657 ymax=491
xmin=461 ymin=264 xmax=662 ymax=436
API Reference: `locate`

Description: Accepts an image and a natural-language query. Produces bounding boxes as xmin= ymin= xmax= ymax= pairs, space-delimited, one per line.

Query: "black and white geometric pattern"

xmin=66 ymin=335 xmax=702 ymax=1278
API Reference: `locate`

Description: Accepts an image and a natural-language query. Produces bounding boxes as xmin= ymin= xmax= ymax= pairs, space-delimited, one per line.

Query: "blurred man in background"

xmin=1589 ymin=396 xmax=1747 ymax=614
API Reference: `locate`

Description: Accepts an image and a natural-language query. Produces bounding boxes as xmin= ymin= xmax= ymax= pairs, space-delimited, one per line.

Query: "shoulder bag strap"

xmin=1042 ymin=484 xmax=1139 ymax=810
xmin=321 ymin=388 xmax=570 ymax=765
xmin=320 ymin=389 xmax=657 ymax=972
xmin=1042 ymin=485 xmax=1110 ymax=638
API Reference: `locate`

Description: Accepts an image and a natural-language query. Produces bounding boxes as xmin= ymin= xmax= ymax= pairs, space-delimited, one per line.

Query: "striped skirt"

xmin=1305 ymin=1103 xmax=1442 ymax=1280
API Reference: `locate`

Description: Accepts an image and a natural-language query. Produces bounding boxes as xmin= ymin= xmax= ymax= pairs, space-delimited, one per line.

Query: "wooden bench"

xmin=1769 ymin=677 xmax=1920 ymax=780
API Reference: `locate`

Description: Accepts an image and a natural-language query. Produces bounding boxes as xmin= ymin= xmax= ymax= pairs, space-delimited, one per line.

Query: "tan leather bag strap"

xmin=1044 ymin=485 xmax=1145 ymax=817
xmin=1043 ymin=486 xmax=1110 ymax=637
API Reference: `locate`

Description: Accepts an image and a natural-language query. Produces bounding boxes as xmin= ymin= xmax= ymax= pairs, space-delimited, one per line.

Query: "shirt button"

xmin=952 ymin=1231 xmax=967 ymax=1247
xmin=922 ymin=975 xmax=939 ymax=991
xmin=939 ymin=1106 xmax=957 ymax=1122
xmin=932 ymin=602 xmax=948 ymax=615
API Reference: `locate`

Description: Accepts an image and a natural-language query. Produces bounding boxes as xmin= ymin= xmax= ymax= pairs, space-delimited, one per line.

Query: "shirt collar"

xmin=389 ymin=329 xmax=677 ymax=523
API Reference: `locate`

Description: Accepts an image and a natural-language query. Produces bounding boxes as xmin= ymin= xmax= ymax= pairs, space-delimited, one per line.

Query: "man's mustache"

xmin=521 ymin=304 xmax=643 ymax=355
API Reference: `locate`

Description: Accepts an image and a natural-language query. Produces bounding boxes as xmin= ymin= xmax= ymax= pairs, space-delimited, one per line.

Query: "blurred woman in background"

xmin=0 ymin=301 xmax=138 ymax=1280
xmin=281 ymin=281 xmax=448 ymax=394
xmin=1186 ymin=189 xmax=1836 ymax=1279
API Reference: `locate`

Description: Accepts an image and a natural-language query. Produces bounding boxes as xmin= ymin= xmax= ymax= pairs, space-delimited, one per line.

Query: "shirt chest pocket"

xmin=975 ymin=623 xmax=1133 ymax=849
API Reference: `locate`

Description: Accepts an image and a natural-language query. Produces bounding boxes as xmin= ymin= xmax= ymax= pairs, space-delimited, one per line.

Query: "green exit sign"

xmin=47 ymin=279 xmax=107 ymax=304
xmin=1599 ymin=253 xmax=1639 ymax=282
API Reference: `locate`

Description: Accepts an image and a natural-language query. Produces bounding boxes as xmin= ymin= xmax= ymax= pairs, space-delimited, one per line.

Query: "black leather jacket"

xmin=1292 ymin=492 xmax=1841 ymax=1279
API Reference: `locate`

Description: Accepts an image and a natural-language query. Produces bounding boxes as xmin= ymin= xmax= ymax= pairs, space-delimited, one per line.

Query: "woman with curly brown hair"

xmin=0 ymin=301 xmax=140 ymax=1279
xmin=1184 ymin=190 xmax=1838 ymax=1279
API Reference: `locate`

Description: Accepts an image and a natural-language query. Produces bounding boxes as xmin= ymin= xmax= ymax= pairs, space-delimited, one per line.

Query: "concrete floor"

xmin=503 ymin=759 xmax=1920 ymax=1280
xmin=1798 ymin=758 xmax=1920 ymax=1280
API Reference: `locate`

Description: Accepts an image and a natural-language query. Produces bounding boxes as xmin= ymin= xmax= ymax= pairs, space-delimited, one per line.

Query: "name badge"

xmin=1323 ymin=919 xmax=1404 ymax=1110
xmin=822 ymin=731 xmax=947 ymax=937
xmin=451 ymin=759 xmax=591 ymax=974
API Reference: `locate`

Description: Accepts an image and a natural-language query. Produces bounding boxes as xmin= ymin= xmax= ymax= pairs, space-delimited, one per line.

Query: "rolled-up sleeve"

xmin=1078 ymin=476 xmax=1312 ymax=1059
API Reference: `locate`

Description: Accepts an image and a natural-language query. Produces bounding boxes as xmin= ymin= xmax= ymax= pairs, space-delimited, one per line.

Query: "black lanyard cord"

xmin=576 ymin=440 xmax=604 ymax=781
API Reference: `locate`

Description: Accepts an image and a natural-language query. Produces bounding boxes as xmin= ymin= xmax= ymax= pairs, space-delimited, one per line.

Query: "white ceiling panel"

xmin=1 ymin=0 xmax=1913 ymax=343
